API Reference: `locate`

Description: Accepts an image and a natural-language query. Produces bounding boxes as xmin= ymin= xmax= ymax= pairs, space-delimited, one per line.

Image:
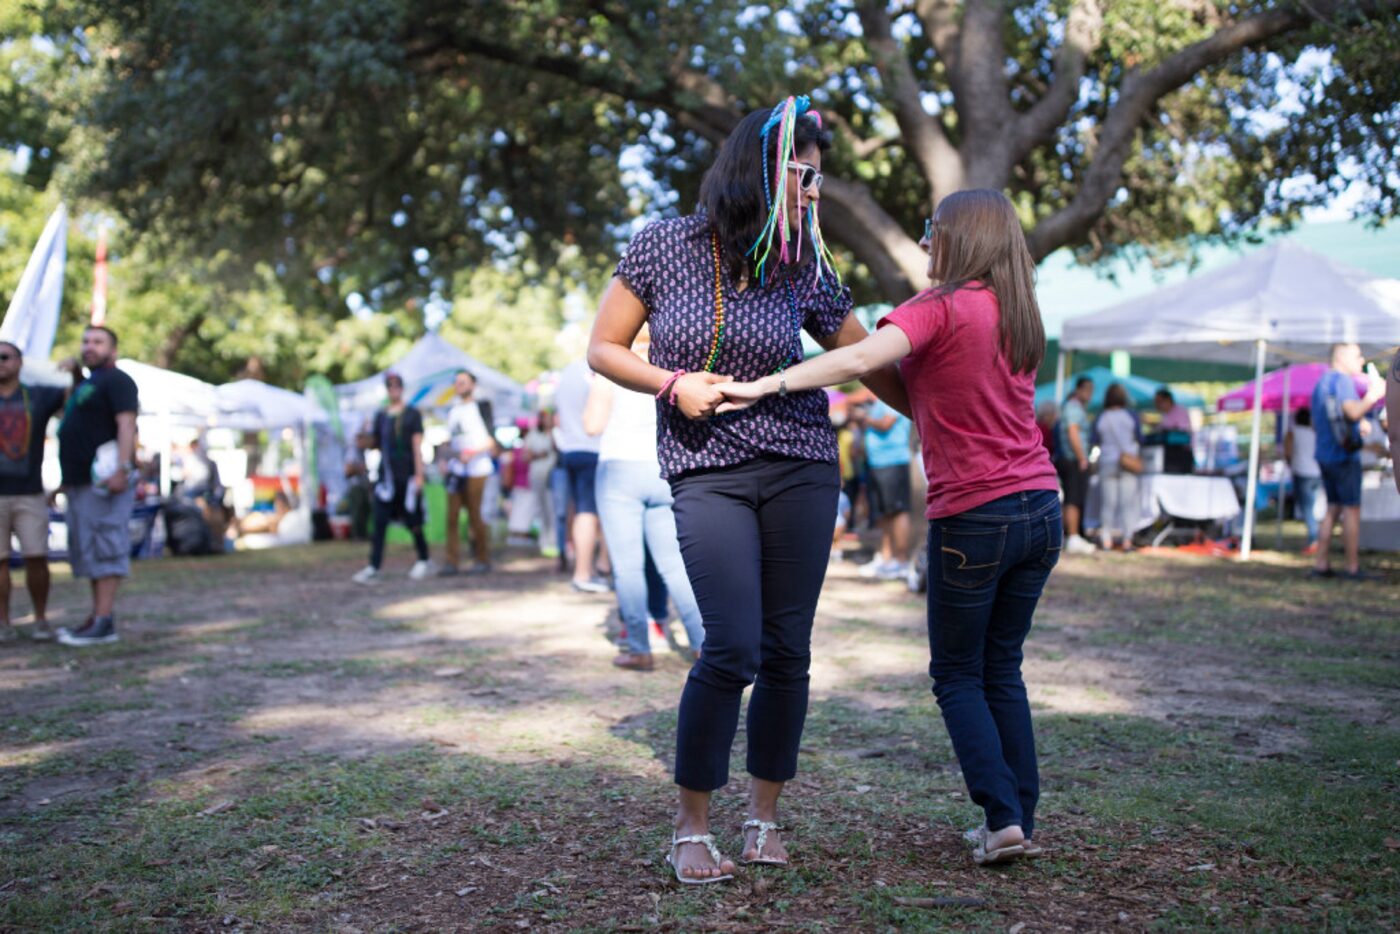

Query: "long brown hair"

xmin=927 ymin=190 xmax=1044 ymax=374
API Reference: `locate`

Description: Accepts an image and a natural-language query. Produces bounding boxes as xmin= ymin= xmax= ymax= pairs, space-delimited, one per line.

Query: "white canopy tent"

xmin=334 ymin=332 xmax=526 ymax=428
xmin=1059 ymin=241 xmax=1400 ymax=559
xmin=214 ymin=379 xmax=328 ymax=431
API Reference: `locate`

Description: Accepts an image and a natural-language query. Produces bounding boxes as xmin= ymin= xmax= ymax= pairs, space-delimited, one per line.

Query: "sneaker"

xmin=857 ymin=556 xmax=886 ymax=578
xmin=570 ymin=578 xmax=610 ymax=594
xmin=1301 ymin=542 xmax=1319 ymax=556
xmin=28 ymin=620 xmax=55 ymax=642
xmin=408 ymin=560 xmax=435 ymax=580
xmin=0 ymin=625 xmax=17 ymax=644
xmin=611 ymin=652 xmax=655 ymax=672
xmin=650 ymin=618 xmax=667 ymax=639
xmin=437 ymin=563 xmax=460 ymax=577
xmin=58 ymin=615 xmax=118 ymax=647
xmin=1065 ymin=534 xmax=1096 ymax=555
xmin=351 ymin=566 xmax=380 ymax=585
xmin=464 ymin=562 xmax=492 ymax=575
xmin=876 ymin=560 xmax=908 ymax=581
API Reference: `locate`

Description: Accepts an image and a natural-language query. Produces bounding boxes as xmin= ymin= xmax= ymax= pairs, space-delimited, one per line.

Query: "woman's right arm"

xmin=586 ymin=278 xmax=729 ymax=420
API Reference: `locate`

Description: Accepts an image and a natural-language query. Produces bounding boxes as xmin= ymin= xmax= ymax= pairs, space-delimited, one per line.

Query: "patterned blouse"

xmin=615 ymin=214 xmax=853 ymax=480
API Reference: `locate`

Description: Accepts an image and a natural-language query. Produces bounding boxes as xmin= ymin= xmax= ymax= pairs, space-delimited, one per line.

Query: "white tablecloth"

xmin=1086 ymin=473 xmax=1241 ymax=533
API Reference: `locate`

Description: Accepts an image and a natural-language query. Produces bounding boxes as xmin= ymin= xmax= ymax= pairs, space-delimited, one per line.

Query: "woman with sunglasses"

xmin=588 ymin=95 xmax=908 ymax=884
xmin=719 ymin=189 xmax=1060 ymax=867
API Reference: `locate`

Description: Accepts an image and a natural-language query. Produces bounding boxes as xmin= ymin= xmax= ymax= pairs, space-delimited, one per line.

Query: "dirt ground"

xmin=0 ymin=536 xmax=1396 ymax=931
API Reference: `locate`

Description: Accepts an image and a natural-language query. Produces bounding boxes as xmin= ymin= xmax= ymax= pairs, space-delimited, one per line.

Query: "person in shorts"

xmin=1310 ymin=342 xmax=1385 ymax=580
xmin=860 ymin=399 xmax=913 ymax=580
xmin=554 ymin=359 xmax=609 ymax=593
xmin=0 ymin=342 xmax=66 ymax=642
xmin=1054 ymin=376 xmax=1094 ymax=554
xmin=56 ymin=326 xmax=140 ymax=647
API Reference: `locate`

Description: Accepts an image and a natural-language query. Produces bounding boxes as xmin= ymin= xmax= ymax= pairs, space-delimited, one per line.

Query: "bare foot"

xmin=670 ymin=831 xmax=735 ymax=881
xmin=742 ymin=821 xmax=788 ymax=864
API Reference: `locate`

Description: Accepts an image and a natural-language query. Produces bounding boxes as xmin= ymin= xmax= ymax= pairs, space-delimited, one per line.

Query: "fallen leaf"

xmin=1186 ymin=863 xmax=1215 ymax=872
xmin=455 ymin=885 xmax=478 ymax=897
xmin=1009 ymin=923 xmax=1027 ymax=934
xmin=1385 ymin=837 xmax=1400 ymax=850
xmin=358 ymin=818 xmax=378 ymax=831
xmin=197 ymin=799 xmax=235 ymax=818
xmin=433 ymin=667 xmax=466 ymax=678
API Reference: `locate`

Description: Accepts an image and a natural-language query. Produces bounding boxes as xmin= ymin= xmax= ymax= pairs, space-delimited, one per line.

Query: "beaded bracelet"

xmin=656 ymin=370 xmax=686 ymax=406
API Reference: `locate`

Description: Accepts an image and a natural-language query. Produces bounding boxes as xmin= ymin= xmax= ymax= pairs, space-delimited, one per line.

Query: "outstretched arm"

xmin=718 ymin=325 xmax=913 ymax=412
xmin=816 ymin=314 xmax=912 ymax=417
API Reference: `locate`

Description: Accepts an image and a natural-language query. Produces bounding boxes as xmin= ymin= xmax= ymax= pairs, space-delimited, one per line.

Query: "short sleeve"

xmin=878 ymin=290 xmax=946 ymax=356
xmin=801 ymin=279 xmax=853 ymax=340
xmin=614 ymin=222 xmax=665 ymax=311
xmin=405 ymin=408 xmax=425 ymax=436
xmin=37 ymin=386 xmax=65 ymax=420
xmin=110 ymin=371 xmax=139 ymax=415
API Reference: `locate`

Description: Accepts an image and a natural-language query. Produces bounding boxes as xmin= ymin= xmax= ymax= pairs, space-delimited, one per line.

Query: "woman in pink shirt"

xmin=720 ymin=189 xmax=1059 ymax=866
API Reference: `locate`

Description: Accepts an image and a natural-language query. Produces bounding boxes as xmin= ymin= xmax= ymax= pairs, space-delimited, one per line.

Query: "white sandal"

xmin=740 ymin=819 xmax=789 ymax=866
xmin=666 ymin=833 xmax=734 ymax=885
xmin=969 ymin=825 xmax=1026 ymax=866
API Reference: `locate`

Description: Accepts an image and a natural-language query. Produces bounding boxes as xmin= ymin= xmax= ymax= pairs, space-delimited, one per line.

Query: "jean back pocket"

xmin=939 ymin=524 xmax=1008 ymax=590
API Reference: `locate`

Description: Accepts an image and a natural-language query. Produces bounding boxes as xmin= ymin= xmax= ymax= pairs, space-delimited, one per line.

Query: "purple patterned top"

xmin=615 ymin=214 xmax=852 ymax=480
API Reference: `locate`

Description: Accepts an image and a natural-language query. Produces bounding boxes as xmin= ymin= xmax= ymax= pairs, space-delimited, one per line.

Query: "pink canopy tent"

xmin=1216 ymin=363 xmax=1368 ymax=413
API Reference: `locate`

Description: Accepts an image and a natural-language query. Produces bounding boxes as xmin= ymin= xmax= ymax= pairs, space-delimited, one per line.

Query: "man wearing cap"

xmin=352 ymin=372 xmax=433 ymax=583
xmin=0 ymin=341 xmax=66 ymax=642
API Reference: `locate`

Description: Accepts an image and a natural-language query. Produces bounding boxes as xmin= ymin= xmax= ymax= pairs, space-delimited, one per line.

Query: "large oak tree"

xmin=31 ymin=0 xmax=1400 ymax=308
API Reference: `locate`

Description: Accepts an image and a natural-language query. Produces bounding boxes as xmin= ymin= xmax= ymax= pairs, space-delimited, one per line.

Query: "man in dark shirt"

xmin=351 ymin=371 xmax=432 ymax=583
xmin=56 ymin=325 xmax=139 ymax=646
xmin=0 ymin=342 xmax=65 ymax=642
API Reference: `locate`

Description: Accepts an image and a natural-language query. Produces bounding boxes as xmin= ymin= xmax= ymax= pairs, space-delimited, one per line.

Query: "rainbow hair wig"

xmin=746 ymin=95 xmax=841 ymax=288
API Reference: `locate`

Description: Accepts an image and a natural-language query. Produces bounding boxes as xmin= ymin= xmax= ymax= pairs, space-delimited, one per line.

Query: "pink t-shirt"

xmin=879 ymin=284 xmax=1059 ymax=519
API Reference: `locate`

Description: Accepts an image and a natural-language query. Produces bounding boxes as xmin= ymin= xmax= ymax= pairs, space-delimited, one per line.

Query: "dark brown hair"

xmin=699 ymin=105 xmax=832 ymax=282
xmin=928 ymin=190 xmax=1044 ymax=375
xmin=1103 ymin=383 xmax=1130 ymax=409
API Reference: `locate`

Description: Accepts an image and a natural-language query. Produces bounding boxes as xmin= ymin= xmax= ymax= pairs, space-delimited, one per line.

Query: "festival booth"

xmin=1059 ymin=240 xmax=1400 ymax=558
xmin=1035 ymin=366 xmax=1204 ymax=411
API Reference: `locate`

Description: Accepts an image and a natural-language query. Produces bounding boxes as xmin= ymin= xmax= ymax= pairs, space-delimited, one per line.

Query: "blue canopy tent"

xmin=1035 ymin=367 xmax=1204 ymax=411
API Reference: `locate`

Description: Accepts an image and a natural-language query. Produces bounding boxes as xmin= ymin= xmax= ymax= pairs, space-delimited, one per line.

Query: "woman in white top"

xmin=1094 ymin=383 xmax=1140 ymax=551
xmin=584 ymin=327 xmax=705 ymax=670
xmin=523 ymin=411 xmax=559 ymax=556
xmin=1284 ymin=407 xmax=1321 ymax=550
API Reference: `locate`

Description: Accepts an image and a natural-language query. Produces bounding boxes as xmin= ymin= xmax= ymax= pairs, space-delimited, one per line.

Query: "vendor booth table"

xmin=1085 ymin=473 xmax=1241 ymax=545
xmin=1360 ymin=473 xmax=1400 ymax=552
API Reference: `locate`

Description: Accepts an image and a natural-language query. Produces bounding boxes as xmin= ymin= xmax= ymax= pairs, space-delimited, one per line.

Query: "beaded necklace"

xmin=704 ymin=230 xmax=803 ymax=376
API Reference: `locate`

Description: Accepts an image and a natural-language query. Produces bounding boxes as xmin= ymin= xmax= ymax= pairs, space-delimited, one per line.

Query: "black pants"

xmin=369 ymin=479 xmax=429 ymax=569
xmin=670 ymin=456 xmax=839 ymax=792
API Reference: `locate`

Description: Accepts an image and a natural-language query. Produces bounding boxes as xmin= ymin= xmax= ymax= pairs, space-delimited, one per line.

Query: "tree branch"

xmin=857 ymin=0 xmax=964 ymax=199
xmin=1011 ymin=0 xmax=1104 ymax=164
xmin=820 ymin=176 xmax=929 ymax=298
xmin=1024 ymin=0 xmax=1399 ymax=259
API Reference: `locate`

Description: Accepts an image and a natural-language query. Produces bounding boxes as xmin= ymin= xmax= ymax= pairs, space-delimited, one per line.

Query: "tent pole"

xmin=1241 ymin=339 xmax=1267 ymax=560
xmin=1054 ymin=350 xmax=1066 ymax=406
xmin=1276 ymin=365 xmax=1291 ymax=550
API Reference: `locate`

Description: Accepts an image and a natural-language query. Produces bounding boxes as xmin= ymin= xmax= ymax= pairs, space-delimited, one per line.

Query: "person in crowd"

xmin=441 ymin=369 xmax=497 ymax=575
xmin=584 ymin=325 xmax=705 ymax=671
xmin=859 ymin=398 xmax=913 ymax=580
xmin=587 ymin=96 xmax=908 ymax=882
xmin=1152 ymin=388 xmax=1194 ymax=473
xmin=0 ymin=342 xmax=65 ymax=642
xmin=1389 ymin=348 xmax=1400 ymax=495
xmin=1310 ymin=342 xmax=1385 ymax=580
xmin=55 ymin=325 xmax=139 ymax=647
xmin=342 ymin=429 xmax=373 ymax=540
xmin=1055 ymin=377 xmax=1095 ymax=554
xmin=1284 ymin=407 xmax=1322 ymax=554
xmin=523 ymin=410 xmax=559 ymax=557
xmin=351 ymin=372 xmax=432 ymax=584
xmin=175 ymin=438 xmax=222 ymax=502
xmin=1035 ymin=400 xmax=1059 ymax=459
xmin=554 ymin=359 xmax=610 ymax=593
xmin=1095 ymin=383 xmax=1140 ymax=552
xmin=502 ymin=417 xmax=537 ymax=546
xmin=718 ymin=188 xmax=1060 ymax=867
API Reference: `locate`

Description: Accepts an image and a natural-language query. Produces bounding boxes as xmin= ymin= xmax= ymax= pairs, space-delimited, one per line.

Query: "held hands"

xmin=672 ymin=372 xmax=732 ymax=420
xmin=713 ymin=379 xmax=772 ymax=415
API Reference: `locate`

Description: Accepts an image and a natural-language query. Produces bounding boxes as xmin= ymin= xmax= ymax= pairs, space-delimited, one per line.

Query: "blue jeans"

xmin=1294 ymin=474 xmax=1321 ymax=544
xmin=596 ymin=460 xmax=705 ymax=654
xmin=549 ymin=464 xmax=570 ymax=559
xmin=927 ymin=489 xmax=1061 ymax=838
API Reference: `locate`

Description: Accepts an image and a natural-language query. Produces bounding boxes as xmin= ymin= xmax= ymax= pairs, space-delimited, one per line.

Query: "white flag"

xmin=0 ymin=203 xmax=67 ymax=360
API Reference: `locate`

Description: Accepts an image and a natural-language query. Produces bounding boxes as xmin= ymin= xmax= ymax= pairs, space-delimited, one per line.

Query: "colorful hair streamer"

xmin=747 ymin=95 xmax=842 ymax=291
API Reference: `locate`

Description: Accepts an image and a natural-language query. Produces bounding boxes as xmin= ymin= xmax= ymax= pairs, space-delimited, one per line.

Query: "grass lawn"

xmin=0 ymin=530 xmax=1395 ymax=931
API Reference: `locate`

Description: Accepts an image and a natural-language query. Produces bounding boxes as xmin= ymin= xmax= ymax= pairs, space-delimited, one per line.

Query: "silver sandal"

xmin=739 ymin=819 xmax=789 ymax=866
xmin=666 ymin=833 xmax=734 ymax=885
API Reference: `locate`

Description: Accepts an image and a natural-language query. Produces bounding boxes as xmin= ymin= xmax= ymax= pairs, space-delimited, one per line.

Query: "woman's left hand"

xmin=715 ymin=380 xmax=769 ymax=414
